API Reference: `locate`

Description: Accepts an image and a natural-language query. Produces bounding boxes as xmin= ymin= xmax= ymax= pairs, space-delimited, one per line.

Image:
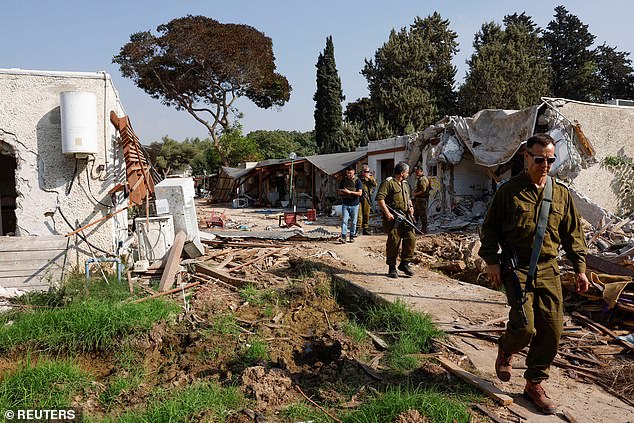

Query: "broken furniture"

xmin=206 ymin=209 xmax=227 ymax=228
xmin=278 ymin=209 xmax=317 ymax=228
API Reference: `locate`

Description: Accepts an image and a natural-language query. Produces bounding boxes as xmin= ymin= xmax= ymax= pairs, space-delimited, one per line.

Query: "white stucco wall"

xmin=556 ymin=100 xmax=634 ymax=215
xmin=0 ymin=69 xmax=128 ymax=265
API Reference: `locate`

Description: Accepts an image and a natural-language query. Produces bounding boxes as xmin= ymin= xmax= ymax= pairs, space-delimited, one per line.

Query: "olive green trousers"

xmin=383 ymin=220 xmax=416 ymax=266
xmin=357 ymin=198 xmax=371 ymax=230
xmin=500 ymin=263 xmax=563 ymax=382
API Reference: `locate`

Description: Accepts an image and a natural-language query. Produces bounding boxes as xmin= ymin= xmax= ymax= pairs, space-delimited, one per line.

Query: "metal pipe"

xmin=85 ymin=257 xmax=123 ymax=286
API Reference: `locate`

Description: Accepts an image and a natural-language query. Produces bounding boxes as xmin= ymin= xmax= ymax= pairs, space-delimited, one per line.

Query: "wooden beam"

xmin=436 ymin=357 xmax=513 ymax=405
xmin=158 ymin=231 xmax=186 ymax=292
xmin=195 ymin=263 xmax=256 ymax=288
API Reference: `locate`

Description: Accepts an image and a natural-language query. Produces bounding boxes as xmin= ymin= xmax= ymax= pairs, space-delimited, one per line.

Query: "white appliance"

xmin=135 ymin=216 xmax=175 ymax=262
xmin=154 ymin=177 xmax=204 ymax=257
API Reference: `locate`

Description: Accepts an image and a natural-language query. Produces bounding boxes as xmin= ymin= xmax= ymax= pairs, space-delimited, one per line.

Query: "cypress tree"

xmin=543 ymin=5 xmax=599 ymax=101
xmin=360 ymin=13 xmax=458 ymax=136
xmin=314 ymin=36 xmax=345 ymax=153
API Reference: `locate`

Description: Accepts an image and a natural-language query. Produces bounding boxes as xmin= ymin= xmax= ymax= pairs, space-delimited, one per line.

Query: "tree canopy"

xmin=113 ymin=15 xmax=291 ymax=165
xmin=355 ymin=12 xmax=458 ymax=137
xmin=459 ymin=13 xmax=552 ymax=114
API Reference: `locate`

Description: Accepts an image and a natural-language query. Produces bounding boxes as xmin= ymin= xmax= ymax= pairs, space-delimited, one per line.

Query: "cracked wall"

xmin=555 ymin=100 xmax=634 ymax=216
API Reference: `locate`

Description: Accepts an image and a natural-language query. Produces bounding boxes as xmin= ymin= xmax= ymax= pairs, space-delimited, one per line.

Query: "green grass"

xmin=343 ymin=321 xmax=368 ymax=343
xmin=0 ymin=298 xmax=180 ymax=353
xmin=99 ymin=348 xmax=145 ymax=410
xmin=240 ymin=338 xmax=270 ymax=365
xmin=362 ymin=300 xmax=443 ymax=372
xmin=210 ymin=313 xmax=240 ymax=335
xmin=281 ymin=401 xmax=329 ymax=422
xmin=0 ymin=359 xmax=89 ymax=409
xmin=341 ymin=386 xmax=471 ymax=423
xmin=98 ymin=382 xmax=246 ymax=423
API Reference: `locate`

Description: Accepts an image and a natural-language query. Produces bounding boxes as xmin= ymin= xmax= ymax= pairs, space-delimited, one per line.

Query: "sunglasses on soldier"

xmin=526 ymin=150 xmax=556 ymax=165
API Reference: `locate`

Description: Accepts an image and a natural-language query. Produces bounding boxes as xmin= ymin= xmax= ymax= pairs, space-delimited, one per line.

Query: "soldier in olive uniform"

xmin=376 ymin=162 xmax=416 ymax=278
xmin=412 ymin=165 xmax=430 ymax=233
xmin=357 ymin=163 xmax=377 ymax=235
xmin=479 ymin=133 xmax=589 ymax=414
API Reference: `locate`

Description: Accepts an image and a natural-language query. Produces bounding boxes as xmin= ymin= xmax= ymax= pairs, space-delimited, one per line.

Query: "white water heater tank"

xmin=60 ymin=91 xmax=98 ymax=155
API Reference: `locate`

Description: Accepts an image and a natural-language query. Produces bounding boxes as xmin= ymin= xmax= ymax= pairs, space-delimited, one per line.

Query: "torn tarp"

xmin=452 ymin=105 xmax=540 ymax=167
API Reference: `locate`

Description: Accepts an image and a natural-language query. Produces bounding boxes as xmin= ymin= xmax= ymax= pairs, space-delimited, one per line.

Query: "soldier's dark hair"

xmin=526 ymin=133 xmax=555 ymax=149
xmin=394 ymin=161 xmax=409 ymax=175
xmin=345 ymin=165 xmax=356 ymax=172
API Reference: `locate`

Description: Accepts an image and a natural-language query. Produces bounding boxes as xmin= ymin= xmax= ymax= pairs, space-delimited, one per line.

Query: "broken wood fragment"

xmin=131 ymin=281 xmax=201 ymax=303
xmin=159 ymin=231 xmax=186 ymax=292
xmin=365 ymin=330 xmax=389 ymax=350
xmin=572 ymin=311 xmax=634 ymax=351
xmin=472 ymin=404 xmax=506 ymax=423
xmin=228 ymin=247 xmax=288 ymax=273
xmin=195 ymin=263 xmax=256 ymax=288
xmin=436 ymin=356 xmax=513 ymax=405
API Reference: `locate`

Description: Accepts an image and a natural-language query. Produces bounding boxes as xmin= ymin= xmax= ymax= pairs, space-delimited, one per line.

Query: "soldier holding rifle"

xmin=376 ymin=161 xmax=416 ymax=279
xmin=479 ymin=133 xmax=589 ymax=414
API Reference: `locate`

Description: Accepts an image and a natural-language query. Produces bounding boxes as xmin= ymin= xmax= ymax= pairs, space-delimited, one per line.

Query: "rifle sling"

xmin=526 ymin=176 xmax=553 ymax=291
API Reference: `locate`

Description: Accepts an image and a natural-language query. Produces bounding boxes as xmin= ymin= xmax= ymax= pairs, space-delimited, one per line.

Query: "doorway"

xmin=0 ymin=149 xmax=17 ymax=235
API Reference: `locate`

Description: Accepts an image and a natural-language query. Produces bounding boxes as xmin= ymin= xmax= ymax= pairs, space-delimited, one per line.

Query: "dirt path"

xmin=314 ymin=234 xmax=634 ymax=423
xmin=199 ymin=205 xmax=633 ymax=422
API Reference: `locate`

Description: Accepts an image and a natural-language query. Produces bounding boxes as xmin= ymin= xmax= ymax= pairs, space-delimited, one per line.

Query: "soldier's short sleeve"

xmin=376 ymin=180 xmax=389 ymax=201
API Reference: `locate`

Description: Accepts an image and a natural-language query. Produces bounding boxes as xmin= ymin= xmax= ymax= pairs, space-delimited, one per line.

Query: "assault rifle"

xmin=386 ymin=205 xmax=424 ymax=235
xmin=498 ymin=241 xmax=529 ymax=326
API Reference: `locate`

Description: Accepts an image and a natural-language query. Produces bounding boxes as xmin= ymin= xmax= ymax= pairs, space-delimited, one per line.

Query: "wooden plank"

xmin=0 ymin=259 xmax=65 ymax=273
xmin=0 ymin=236 xmax=66 ymax=252
xmin=442 ymin=325 xmax=582 ymax=334
xmin=586 ymin=254 xmax=634 ymax=277
xmin=0 ymin=267 xmax=63 ymax=278
xmin=436 ymin=357 xmax=513 ymax=406
xmin=472 ymin=404 xmax=506 ymax=423
xmin=0 ymin=250 xmax=67 ymax=262
xmin=195 ymin=263 xmax=256 ymax=288
xmin=158 ymin=231 xmax=186 ymax=292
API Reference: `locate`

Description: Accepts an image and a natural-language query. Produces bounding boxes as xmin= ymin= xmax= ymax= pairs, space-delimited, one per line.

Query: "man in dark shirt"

xmin=338 ymin=165 xmax=363 ymax=243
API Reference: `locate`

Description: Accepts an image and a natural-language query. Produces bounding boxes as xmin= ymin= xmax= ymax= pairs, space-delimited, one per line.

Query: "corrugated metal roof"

xmin=304 ymin=150 xmax=367 ymax=175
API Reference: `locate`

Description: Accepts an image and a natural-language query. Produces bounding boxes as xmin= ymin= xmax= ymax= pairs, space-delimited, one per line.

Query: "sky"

xmin=3 ymin=0 xmax=634 ymax=144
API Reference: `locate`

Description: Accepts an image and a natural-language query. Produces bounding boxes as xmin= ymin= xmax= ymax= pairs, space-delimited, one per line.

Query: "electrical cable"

xmin=85 ymin=158 xmax=113 ymax=208
xmin=65 ymin=158 xmax=79 ymax=195
xmin=57 ymin=206 xmax=112 ymax=256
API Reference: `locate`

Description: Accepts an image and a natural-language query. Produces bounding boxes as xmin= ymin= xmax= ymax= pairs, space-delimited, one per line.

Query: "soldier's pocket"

xmin=513 ymin=200 xmax=533 ymax=229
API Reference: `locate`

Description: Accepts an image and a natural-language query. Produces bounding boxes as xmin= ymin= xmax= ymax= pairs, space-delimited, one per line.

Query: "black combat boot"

xmin=398 ymin=262 xmax=415 ymax=277
xmin=363 ymin=229 xmax=371 ymax=235
xmin=388 ymin=266 xmax=398 ymax=278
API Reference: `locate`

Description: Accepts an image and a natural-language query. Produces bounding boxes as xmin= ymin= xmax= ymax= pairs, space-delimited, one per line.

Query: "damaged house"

xmin=213 ymin=150 xmax=368 ymax=211
xmin=404 ymin=98 xmax=634 ymax=229
xmin=0 ymin=68 xmax=149 ymax=294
